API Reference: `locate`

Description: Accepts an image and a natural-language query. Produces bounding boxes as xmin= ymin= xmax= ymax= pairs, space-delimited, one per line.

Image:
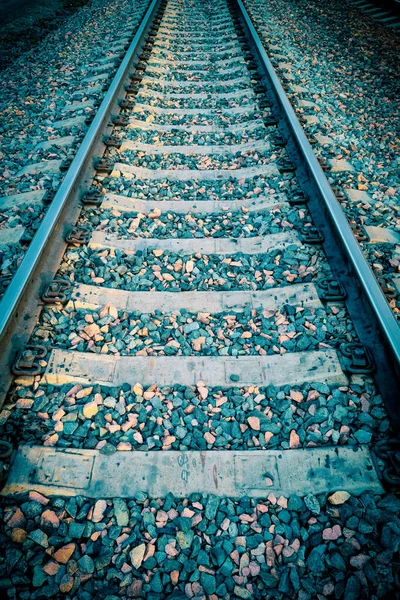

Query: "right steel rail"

xmin=235 ymin=0 xmax=400 ymax=430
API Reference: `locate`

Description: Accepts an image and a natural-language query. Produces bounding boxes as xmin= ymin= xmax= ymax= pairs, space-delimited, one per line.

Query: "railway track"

xmin=1 ymin=0 xmax=400 ymax=596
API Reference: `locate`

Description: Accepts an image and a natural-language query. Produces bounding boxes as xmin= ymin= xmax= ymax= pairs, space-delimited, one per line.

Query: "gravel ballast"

xmin=1 ymin=490 xmax=400 ymax=598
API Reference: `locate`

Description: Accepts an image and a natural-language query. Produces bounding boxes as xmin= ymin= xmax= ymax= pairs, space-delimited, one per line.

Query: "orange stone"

xmin=7 ymin=508 xmax=26 ymax=528
xmin=59 ymin=574 xmax=74 ymax=593
xmin=29 ymin=491 xmax=50 ymax=505
xmin=53 ymin=543 xmax=76 ymax=564
xmin=171 ymin=570 xmax=179 ymax=585
xmin=289 ymin=430 xmax=300 ymax=449
xmin=247 ymin=416 xmax=260 ymax=431
xmin=11 ymin=528 xmax=27 ymax=543
xmin=41 ymin=509 xmax=60 ymax=528
xmin=43 ymin=561 xmax=60 ymax=576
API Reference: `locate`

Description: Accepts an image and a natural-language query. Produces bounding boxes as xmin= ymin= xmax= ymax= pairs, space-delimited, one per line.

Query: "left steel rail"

xmin=0 ymin=0 xmax=161 ymax=404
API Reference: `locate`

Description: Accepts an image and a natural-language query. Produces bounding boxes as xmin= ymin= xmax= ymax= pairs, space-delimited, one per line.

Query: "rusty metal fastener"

xmin=270 ymin=133 xmax=286 ymax=147
xmin=264 ymin=115 xmax=277 ymax=127
xmin=59 ymin=158 xmax=73 ymax=172
xmin=12 ymin=345 xmax=47 ymax=376
xmin=332 ymin=187 xmax=346 ymax=200
xmin=288 ymin=190 xmax=308 ymax=205
xmin=301 ymin=226 xmax=324 ymax=244
xmin=318 ymin=278 xmax=347 ymax=302
xmin=112 ymin=116 xmax=130 ymax=127
xmin=81 ymin=190 xmax=103 ymax=206
xmin=104 ymin=136 xmax=121 ymax=148
xmin=65 ymin=226 xmax=91 ymax=245
xmin=276 ymin=158 xmax=295 ymax=173
xmin=119 ymin=99 xmax=135 ymax=109
xmin=42 ymin=279 xmax=72 ymax=305
xmin=341 ymin=343 xmax=375 ymax=374
xmin=125 ymin=84 xmax=140 ymax=94
xmin=374 ymin=440 xmax=400 ymax=487
xmin=42 ymin=190 xmax=54 ymax=205
xmin=95 ymin=159 xmax=113 ymax=174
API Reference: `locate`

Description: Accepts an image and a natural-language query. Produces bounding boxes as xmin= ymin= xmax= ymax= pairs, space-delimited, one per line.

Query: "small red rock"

xmin=6 ymin=508 xmax=26 ymax=528
xmin=127 ymin=579 xmax=143 ymax=598
xmin=59 ymin=574 xmax=74 ymax=593
xmin=11 ymin=528 xmax=27 ymax=543
xmin=41 ymin=509 xmax=60 ymax=528
xmin=323 ymin=524 xmax=342 ymax=541
xmin=53 ymin=543 xmax=76 ymax=564
xmin=43 ymin=562 xmax=60 ymax=576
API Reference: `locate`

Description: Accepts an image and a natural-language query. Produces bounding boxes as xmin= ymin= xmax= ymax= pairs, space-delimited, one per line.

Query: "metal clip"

xmin=81 ymin=190 xmax=103 ymax=206
xmin=263 ymin=115 xmax=277 ymax=127
xmin=95 ymin=158 xmax=113 ymax=174
xmin=318 ymin=157 xmax=329 ymax=172
xmin=119 ymin=99 xmax=135 ymax=109
xmin=12 ymin=345 xmax=47 ymax=376
xmin=42 ymin=190 xmax=54 ymax=205
xmin=66 ymin=225 xmax=91 ymax=245
xmin=42 ymin=279 xmax=72 ymax=305
xmin=341 ymin=343 xmax=375 ymax=374
xmin=270 ymin=133 xmax=286 ymax=148
xmin=301 ymin=226 xmax=324 ymax=244
xmin=287 ymin=190 xmax=308 ymax=205
xmin=276 ymin=158 xmax=295 ymax=173
xmin=112 ymin=115 xmax=130 ymax=127
xmin=59 ymin=157 xmax=73 ymax=172
xmin=319 ymin=278 xmax=347 ymax=301
xmin=104 ymin=136 xmax=121 ymax=148
xmin=258 ymin=99 xmax=270 ymax=110
xmin=125 ymin=84 xmax=140 ymax=94
xmin=350 ymin=221 xmax=370 ymax=243
xmin=130 ymin=71 xmax=143 ymax=83
xmin=374 ymin=440 xmax=400 ymax=487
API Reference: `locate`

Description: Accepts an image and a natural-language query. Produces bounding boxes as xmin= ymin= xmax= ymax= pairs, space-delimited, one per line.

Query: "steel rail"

xmin=0 ymin=0 xmax=161 ymax=399
xmin=235 ymin=0 xmax=400 ymax=426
